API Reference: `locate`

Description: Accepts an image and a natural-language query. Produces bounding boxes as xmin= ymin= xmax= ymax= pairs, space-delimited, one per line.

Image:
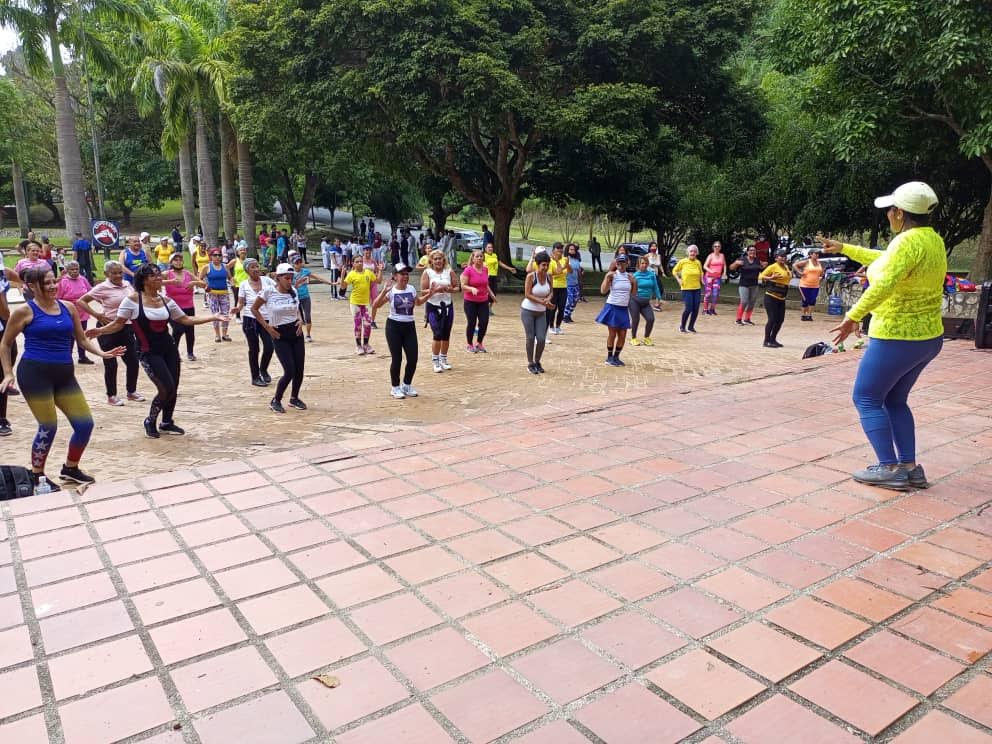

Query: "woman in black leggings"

xmin=252 ymin=263 xmax=306 ymax=414
xmin=89 ymin=265 xmax=223 ymax=438
xmin=373 ymin=263 xmax=434 ymax=399
xmin=235 ymin=259 xmax=275 ymax=386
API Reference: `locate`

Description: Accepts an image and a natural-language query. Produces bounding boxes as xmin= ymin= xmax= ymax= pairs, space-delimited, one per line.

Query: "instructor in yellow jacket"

xmin=820 ymin=181 xmax=946 ymax=492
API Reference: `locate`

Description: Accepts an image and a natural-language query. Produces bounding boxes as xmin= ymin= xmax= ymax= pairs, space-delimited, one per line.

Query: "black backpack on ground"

xmin=802 ymin=341 xmax=832 ymax=359
xmin=0 ymin=465 xmax=34 ymax=500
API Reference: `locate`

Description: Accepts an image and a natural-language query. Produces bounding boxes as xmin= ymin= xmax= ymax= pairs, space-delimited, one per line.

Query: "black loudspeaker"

xmin=977 ymin=281 xmax=992 ymax=349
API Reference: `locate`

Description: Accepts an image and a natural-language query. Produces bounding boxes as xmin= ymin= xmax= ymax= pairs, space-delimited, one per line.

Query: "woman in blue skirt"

xmin=596 ymin=253 xmax=637 ymax=366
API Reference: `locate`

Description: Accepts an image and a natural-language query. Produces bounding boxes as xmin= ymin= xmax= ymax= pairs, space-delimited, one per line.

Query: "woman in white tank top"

xmin=595 ymin=253 xmax=637 ymax=367
xmin=520 ymin=252 xmax=554 ymax=374
xmin=420 ymin=250 xmax=460 ymax=372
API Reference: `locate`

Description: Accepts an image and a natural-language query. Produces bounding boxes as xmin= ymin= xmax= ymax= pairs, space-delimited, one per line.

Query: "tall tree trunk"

xmin=236 ymin=136 xmax=257 ymax=257
xmin=194 ymin=107 xmax=218 ymax=247
xmin=971 ymin=160 xmax=992 ymax=281
xmin=11 ymin=160 xmax=30 ymax=238
xmin=178 ymin=136 xmax=197 ymax=236
xmin=219 ymin=113 xmax=237 ymax=242
xmin=47 ymin=19 xmax=89 ymax=235
xmin=430 ymin=205 xmax=448 ymax=236
xmin=490 ymin=202 xmax=514 ymax=266
xmin=295 ymin=171 xmax=319 ymax=234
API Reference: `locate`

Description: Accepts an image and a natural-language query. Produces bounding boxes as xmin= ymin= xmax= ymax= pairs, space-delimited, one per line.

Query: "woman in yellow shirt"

xmin=793 ymin=249 xmax=825 ymax=321
xmin=340 ymin=254 xmax=381 ymax=354
xmin=483 ymin=242 xmax=517 ymax=315
xmin=758 ymin=249 xmax=792 ymax=347
xmin=820 ymin=181 xmax=946 ymax=492
xmin=673 ymin=244 xmax=703 ymax=333
xmin=154 ymin=238 xmax=173 ymax=269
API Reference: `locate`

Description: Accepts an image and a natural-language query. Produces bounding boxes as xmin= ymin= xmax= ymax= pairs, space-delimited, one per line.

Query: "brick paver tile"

xmin=574 ymin=683 xmax=701 ymax=743
xmin=316 ymin=564 xmax=401 ymax=608
xmin=479 ymin=470 xmax=542 ymax=495
xmin=484 ymin=552 xmax=568 ymax=593
xmin=386 ymin=627 xmax=489 ymax=690
xmin=286 ymin=541 xmax=367 ymax=579
xmin=302 ymin=489 xmax=367 ymax=517
xmin=24 ymin=546 xmax=104 ymax=588
xmin=31 ymin=571 xmax=118 ymax=617
xmin=263 ymin=520 xmax=336 ymax=553
xmin=501 ymin=515 xmax=575 ymax=547
xmin=265 ymin=617 xmax=366 ymax=678
xmin=830 ymin=520 xmax=907 ymax=552
xmin=214 ymin=558 xmax=298 ymax=601
xmin=598 ymin=490 xmax=665 ymax=516
xmin=149 ymin=608 xmax=247 ymax=665
xmin=171 ymin=646 xmax=278 ymax=712
xmin=413 ymin=511 xmax=485 ymax=540
xmin=864 ymin=506 xmax=938 ymax=536
xmin=746 ymin=550 xmax=835 ymax=589
xmin=591 ymin=522 xmax=667 ymax=553
xmin=58 ymin=677 xmax=172 ymax=744
xmin=790 ymin=534 xmax=873 ymax=569
xmin=48 ymin=635 xmax=152 ymax=700
xmin=86 ymin=494 xmax=149 ymax=521
xmin=945 ymin=674 xmax=992 ymax=729
xmin=767 ymin=597 xmax=869 ymax=650
xmin=132 ymin=578 xmax=221 ymax=626
xmin=347 ymin=593 xmax=442 ymax=645
xmin=769 ymin=502 xmax=840 ymax=530
xmin=581 ymin=611 xmax=685 ymax=668
xmin=790 ymin=660 xmax=918 ymax=736
xmin=513 ymin=638 xmax=621 ymax=704
xmin=529 ymin=579 xmax=622 ymax=627
xmin=726 ymin=693 xmax=861 ymax=744
xmin=96 ymin=512 xmax=168 ymax=543
xmin=40 ymin=599 xmax=134 ymax=654
xmin=336 ymin=703 xmax=456 ymax=744
xmin=447 ymin=531 xmax=523 ymax=564
xmin=971 ymin=568 xmax=992 ymax=592
xmin=813 ymin=577 xmax=913 ymax=622
xmin=539 ymin=535 xmax=622 ymax=572
xmin=695 ymin=566 xmax=790 ymax=612
xmin=195 ymin=690 xmax=314 ymax=744
xmin=462 ymin=601 xmax=559 ymax=656
xmin=894 ymin=542 xmax=984 ymax=578
xmin=357 ymin=476 xmax=417 ymax=502
xmin=177 ymin=514 xmax=249 ymax=547
xmin=0 ymin=625 xmax=33 ymax=669
xmin=298 ymin=656 xmax=408 ymax=730
xmin=14 ymin=506 xmax=83 ymax=536
xmin=731 ymin=514 xmax=806 ymax=544
xmin=891 ymin=607 xmax=992 ymax=662
xmin=0 ymin=666 xmax=42 ymax=719
xmin=892 ymin=710 xmax=992 ymax=744
xmin=643 ymin=587 xmax=742 ymax=638
xmin=0 ymin=714 xmax=47 ymax=744
xmin=431 ymin=669 xmax=549 ymax=743
xmin=384 ymin=493 xmax=448 ymax=519
xmin=420 ymin=570 xmax=508 ymax=618
xmin=465 ymin=497 xmax=533 ymax=524
xmin=161 ymin=497 xmax=230 ymax=527
xmin=637 ymin=480 xmax=701 ymax=506
xmin=195 ymin=535 xmax=272 ymax=572
xmin=103 ymin=530 xmax=181 ymax=565
xmin=0 ymin=593 xmax=22 ymax=630
xmin=237 ymin=584 xmax=328 ymax=635
xmin=932 ymin=587 xmax=992 ymax=628
xmin=647 ymin=648 xmax=765 ymax=719
xmin=709 ymin=622 xmax=821 ymax=682
xmin=118 ymin=553 xmax=199 ymax=595
xmin=514 ymin=720 xmax=590 ymax=744
xmin=926 ymin=526 xmax=992 ymax=560
xmin=844 ymin=629 xmax=964 ymax=695
xmin=326 ymin=505 xmax=397 ymax=535
xmin=432 ymin=481 xmax=496 ymax=506
xmin=17 ymin=524 xmax=93 ymax=561
xmin=552 ymin=502 xmax=618 ymax=530
xmin=641 ymin=542 xmax=725 ymax=579
xmin=383 ymin=545 xmax=463 ymax=585
xmin=590 ymin=561 xmax=673 ymax=601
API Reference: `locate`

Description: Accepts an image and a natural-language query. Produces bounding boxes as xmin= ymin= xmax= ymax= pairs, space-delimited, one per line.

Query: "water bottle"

xmin=35 ymin=476 xmax=52 ymax=496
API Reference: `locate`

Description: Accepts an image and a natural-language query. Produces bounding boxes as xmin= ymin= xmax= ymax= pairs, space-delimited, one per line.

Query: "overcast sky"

xmin=0 ymin=27 xmax=18 ymax=57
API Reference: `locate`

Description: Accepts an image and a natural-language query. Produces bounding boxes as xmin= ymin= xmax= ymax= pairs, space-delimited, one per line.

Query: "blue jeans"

xmin=681 ymin=289 xmax=701 ymax=330
xmin=852 ymin=336 xmax=942 ymax=465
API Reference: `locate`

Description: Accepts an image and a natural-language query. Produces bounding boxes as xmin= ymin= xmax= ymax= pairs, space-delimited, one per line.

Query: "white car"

xmin=453 ymin=230 xmax=484 ymax=252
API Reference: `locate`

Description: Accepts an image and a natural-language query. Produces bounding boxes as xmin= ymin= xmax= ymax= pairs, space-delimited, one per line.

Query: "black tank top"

xmin=738 ymin=256 xmax=763 ymax=287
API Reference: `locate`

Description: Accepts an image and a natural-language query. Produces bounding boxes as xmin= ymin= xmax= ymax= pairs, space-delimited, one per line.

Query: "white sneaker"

xmin=107 ymin=395 xmax=125 ymax=406
xmin=390 ymin=386 xmax=405 ymax=399
xmin=433 ymin=361 xmax=443 ymax=373
xmin=401 ymin=384 xmax=418 ymax=397
xmin=440 ymin=356 xmax=452 ymax=370
xmin=356 ymin=347 xmax=366 ymax=355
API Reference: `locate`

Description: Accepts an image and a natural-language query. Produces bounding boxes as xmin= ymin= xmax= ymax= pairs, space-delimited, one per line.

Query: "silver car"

xmin=453 ymin=230 xmax=484 ymax=252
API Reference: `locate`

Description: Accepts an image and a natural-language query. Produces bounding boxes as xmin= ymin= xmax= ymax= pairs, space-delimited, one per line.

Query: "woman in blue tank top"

xmin=0 ymin=268 xmax=126 ymax=489
xmin=119 ymin=236 xmax=149 ymax=284
xmin=199 ymin=248 xmax=232 ymax=341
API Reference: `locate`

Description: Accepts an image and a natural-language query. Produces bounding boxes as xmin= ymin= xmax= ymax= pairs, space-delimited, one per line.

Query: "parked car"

xmin=618 ymin=242 xmax=650 ymax=261
xmin=453 ymin=229 xmax=484 ymax=252
xmin=399 ymin=216 xmax=424 ymax=230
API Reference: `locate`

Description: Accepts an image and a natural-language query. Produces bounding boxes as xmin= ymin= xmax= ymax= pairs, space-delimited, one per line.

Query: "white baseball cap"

xmin=275 ymin=263 xmax=295 ymax=275
xmin=139 ymin=231 xmax=150 ymax=241
xmin=874 ymin=181 xmax=939 ymax=214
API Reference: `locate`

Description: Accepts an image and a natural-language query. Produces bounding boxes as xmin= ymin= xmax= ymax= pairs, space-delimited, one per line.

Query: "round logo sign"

xmin=92 ymin=220 xmax=120 ymax=248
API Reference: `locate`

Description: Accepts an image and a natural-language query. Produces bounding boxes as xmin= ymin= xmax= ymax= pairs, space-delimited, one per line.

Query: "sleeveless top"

xmin=424 ymin=268 xmax=452 ymax=306
xmin=738 ymin=256 xmax=763 ymax=287
xmin=122 ymin=248 xmax=148 ymax=283
xmin=706 ymin=253 xmax=725 ymax=277
xmin=607 ymin=271 xmax=632 ymax=307
xmin=206 ymin=263 xmax=228 ymax=292
xmin=130 ymin=293 xmax=178 ymax=354
xmin=521 ymin=273 xmax=551 ymax=312
xmin=22 ymin=300 xmax=74 ymax=364
xmin=387 ymin=286 xmax=417 ymax=322
xmin=232 ymin=259 xmax=249 ymax=285
xmin=165 ymin=270 xmax=196 ymax=309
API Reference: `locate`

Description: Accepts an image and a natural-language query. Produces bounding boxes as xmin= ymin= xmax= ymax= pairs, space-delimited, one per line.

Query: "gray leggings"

xmin=738 ymin=284 xmax=761 ymax=311
xmin=629 ymin=295 xmax=655 ymax=338
xmin=520 ymin=308 xmax=548 ymax=364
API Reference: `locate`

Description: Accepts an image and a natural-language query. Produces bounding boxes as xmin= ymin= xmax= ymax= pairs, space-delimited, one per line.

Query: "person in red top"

xmin=461 ymin=249 xmax=497 ymax=353
xmin=754 ymin=235 xmax=771 ymax=265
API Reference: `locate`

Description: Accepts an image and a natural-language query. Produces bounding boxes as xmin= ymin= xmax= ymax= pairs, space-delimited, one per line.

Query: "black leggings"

xmin=386 ymin=319 xmax=418 ymax=386
xmin=629 ymin=295 xmax=655 ymax=338
xmin=99 ymin=327 xmax=139 ymax=397
xmin=764 ymin=295 xmax=786 ymax=343
xmin=547 ymin=287 xmax=567 ymax=329
xmin=463 ymin=301 xmax=490 ymax=344
xmin=139 ymin=344 xmax=181 ymax=425
xmin=171 ymin=306 xmax=196 ymax=356
xmin=242 ymin=317 xmax=274 ymax=380
xmin=273 ymin=324 xmax=305 ymax=401
xmin=0 ymin=339 xmax=15 ymax=421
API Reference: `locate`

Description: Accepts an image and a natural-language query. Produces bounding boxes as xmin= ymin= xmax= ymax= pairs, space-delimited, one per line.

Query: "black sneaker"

xmin=0 ymin=419 xmax=10 ymax=437
xmin=188 ymin=353 xmax=197 ymax=361
xmin=905 ymin=465 xmax=929 ymax=489
xmin=77 ymin=357 xmax=95 ymax=365
xmin=288 ymin=398 xmax=307 ymax=410
xmin=743 ymin=319 xmax=755 ymax=325
xmin=536 ymin=363 xmax=546 ymax=374
xmin=270 ymin=399 xmax=285 ymax=414
xmin=770 ymin=341 xmax=783 ymax=348
xmin=528 ymin=363 xmax=539 ymax=374
xmin=60 ymin=464 xmax=96 ymax=484
xmin=144 ymin=418 xmax=161 ymax=439
xmin=852 ymin=464 xmax=910 ymax=491
xmin=735 ymin=320 xmax=744 ymax=325
xmin=159 ymin=422 xmax=186 ymax=435
xmin=252 ymin=377 xmax=268 ymax=387
xmin=260 ymin=371 xmax=272 ymax=384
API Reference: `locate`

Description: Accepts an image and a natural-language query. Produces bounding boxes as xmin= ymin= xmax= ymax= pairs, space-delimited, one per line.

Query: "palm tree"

xmin=0 ymin=0 xmax=143 ymax=237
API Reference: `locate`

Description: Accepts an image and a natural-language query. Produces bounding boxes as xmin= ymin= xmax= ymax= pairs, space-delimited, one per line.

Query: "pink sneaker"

xmin=356 ymin=346 xmax=366 ymax=355
xmin=107 ymin=395 xmax=124 ymax=406
xmin=127 ymin=392 xmax=146 ymax=402
xmin=475 ymin=343 xmax=487 ymax=353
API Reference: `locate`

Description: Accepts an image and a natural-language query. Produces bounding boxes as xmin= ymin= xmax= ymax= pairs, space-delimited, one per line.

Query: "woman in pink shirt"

xmin=461 ymin=249 xmax=497 ymax=353
xmin=56 ymin=260 xmax=94 ymax=364
xmin=702 ymin=241 xmax=728 ymax=315
xmin=14 ymin=241 xmax=51 ymax=297
xmin=163 ymin=252 xmax=205 ymax=361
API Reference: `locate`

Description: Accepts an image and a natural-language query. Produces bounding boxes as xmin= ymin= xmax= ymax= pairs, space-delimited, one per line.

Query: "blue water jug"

xmin=827 ymin=294 xmax=844 ymax=316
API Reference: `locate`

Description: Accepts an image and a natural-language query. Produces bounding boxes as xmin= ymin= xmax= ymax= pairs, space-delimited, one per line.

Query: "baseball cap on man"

xmin=139 ymin=231 xmax=150 ymax=241
xmin=275 ymin=263 xmax=295 ymax=275
xmin=873 ymin=181 xmax=939 ymax=214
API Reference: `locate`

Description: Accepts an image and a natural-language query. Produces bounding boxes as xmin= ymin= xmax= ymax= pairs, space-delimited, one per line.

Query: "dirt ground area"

xmin=1 ymin=271 xmax=851 ymax=482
